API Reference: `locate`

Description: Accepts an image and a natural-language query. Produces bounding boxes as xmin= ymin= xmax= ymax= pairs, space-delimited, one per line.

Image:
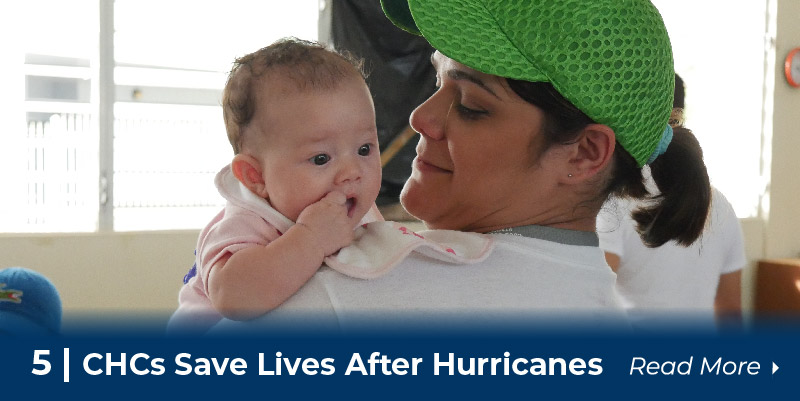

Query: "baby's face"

xmin=251 ymin=75 xmax=381 ymax=225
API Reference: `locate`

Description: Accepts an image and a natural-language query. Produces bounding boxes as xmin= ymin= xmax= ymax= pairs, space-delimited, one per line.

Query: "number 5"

xmin=32 ymin=350 xmax=51 ymax=375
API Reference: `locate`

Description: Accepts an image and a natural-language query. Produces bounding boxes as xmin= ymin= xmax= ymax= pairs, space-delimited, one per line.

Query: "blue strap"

xmin=647 ymin=125 xmax=673 ymax=164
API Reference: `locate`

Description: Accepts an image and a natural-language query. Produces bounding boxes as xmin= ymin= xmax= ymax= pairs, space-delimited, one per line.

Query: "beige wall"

xmin=764 ymin=0 xmax=800 ymax=260
xmin=0 ymin=231 xmax=197 ymax=317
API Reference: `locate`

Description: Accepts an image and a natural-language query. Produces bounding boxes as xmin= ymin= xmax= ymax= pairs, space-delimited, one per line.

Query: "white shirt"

xmin=211 ymin=227 xmax=627 ymax=334
xmin=597 ymin=187 xmax=746 ymax=323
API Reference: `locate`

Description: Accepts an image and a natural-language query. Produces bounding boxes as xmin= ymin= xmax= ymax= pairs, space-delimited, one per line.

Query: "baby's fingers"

xmin=320 ymin=191 xmax=346 ymax=206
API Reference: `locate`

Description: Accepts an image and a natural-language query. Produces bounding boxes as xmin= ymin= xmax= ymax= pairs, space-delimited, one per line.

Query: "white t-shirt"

xmin=211 ymin=227 xmax=627 ymax=334
xmin=596 ymin=187 xmax=746 ymax=321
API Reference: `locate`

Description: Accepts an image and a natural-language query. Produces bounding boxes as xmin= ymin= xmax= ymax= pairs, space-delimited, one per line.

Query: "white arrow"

xmin=772 ymin=362 xmax=779 ymax=374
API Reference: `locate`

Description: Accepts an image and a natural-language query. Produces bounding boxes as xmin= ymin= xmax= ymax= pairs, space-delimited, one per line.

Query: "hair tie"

xmin=646 ymin=125 xmax=673 ymax=165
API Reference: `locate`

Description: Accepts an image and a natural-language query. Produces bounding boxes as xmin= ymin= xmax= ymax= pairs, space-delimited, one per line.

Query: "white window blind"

xmin=1 ymin=0 xmax=319 ymax=233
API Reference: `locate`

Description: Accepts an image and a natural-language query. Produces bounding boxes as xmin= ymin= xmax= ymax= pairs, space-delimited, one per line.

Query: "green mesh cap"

xmin=381 ymin=0 xmax=674 ymax=167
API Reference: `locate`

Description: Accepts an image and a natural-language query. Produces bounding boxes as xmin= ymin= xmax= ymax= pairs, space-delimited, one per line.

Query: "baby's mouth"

xmin=345 ymin=197 xmax=357 ymax=218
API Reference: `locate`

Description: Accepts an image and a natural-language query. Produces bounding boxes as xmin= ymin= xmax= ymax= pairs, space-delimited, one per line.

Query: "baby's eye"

xmin=358 ymin=144 xmax=371 ymax=156
xmin=311 ymin=154 xmax=330 ymax=165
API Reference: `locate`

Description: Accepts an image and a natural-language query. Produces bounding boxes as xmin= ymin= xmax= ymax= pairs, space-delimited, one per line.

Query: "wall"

xmin=764 ymin=0 xmax=800 ymax=259
xmin=740 ymin=218 xmax=765 ymax=312
xmin=0 ymin=231 xmax=198 ymax=324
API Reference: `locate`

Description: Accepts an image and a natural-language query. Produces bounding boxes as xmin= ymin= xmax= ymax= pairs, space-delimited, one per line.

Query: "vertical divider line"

xmin=98 ymin=0 xmax=115 ymax=231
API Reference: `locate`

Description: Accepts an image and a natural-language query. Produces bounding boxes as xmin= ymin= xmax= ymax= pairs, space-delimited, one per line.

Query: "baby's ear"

xmin=231 ymin=154 xmax=269 ymax=198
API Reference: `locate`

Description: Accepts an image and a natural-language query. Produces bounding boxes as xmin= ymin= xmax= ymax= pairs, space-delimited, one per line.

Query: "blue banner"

xmin=2 ymin=318 xmax=797 ymax=400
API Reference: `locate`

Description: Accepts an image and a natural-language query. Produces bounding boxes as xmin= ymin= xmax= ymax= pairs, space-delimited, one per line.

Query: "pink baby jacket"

xmin=167 ymin=165 xmax=382 ymax=333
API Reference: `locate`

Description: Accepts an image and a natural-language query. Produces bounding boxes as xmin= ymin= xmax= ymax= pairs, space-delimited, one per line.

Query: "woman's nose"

xmin=409 ymin=91 xmax=448 ymax=141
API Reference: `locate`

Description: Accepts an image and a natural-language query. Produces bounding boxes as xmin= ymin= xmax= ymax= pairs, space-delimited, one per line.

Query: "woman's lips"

xmin=415 ymin=157 xmax=452 ymax=174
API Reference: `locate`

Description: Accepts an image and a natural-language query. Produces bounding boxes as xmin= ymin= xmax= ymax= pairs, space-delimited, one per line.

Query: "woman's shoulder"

xmin=490 ymin=231 xmax=610 ymax=272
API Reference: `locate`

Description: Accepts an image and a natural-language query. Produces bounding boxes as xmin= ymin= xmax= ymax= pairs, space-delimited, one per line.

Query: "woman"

xmin=209 ymin=0 xmax=711 ymax=333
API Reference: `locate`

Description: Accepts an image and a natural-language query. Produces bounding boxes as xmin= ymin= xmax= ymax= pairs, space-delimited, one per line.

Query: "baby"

xmin=168 ymin=38 xmax=383 ymax=333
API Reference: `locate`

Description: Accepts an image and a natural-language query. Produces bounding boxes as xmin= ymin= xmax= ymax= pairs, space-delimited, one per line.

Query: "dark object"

xmin=673 ymin=73 xmax=685 ymax=109
xmin=331 ymin=0 xmax=436 ymax=205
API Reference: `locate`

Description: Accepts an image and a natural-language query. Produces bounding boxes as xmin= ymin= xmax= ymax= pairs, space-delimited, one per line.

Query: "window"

xmin=1 ymin=0 xmax=319 ymax=232
xmin=0 ymin=1 xmax=771 ymax=233
xmin=652 ymin=0 xmax=769 ymax=217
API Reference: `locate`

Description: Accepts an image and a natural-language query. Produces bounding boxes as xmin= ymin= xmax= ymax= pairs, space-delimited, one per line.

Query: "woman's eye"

xmin=358 ymin=144 xmax=371 ymax=156
xmin=311 ymin=154 xmax=330 ymax=165
xmin=456 ymin=104 xmax=488 ymax=120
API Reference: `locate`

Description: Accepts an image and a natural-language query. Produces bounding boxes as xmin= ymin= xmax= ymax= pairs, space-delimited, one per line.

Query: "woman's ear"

xmin=231 ymin=154 xmax=269 ymax=198
xmin=564 ymin=124 xmax=616 ymax=181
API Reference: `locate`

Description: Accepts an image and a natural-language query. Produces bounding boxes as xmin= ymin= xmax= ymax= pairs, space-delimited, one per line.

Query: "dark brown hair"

xmin=507 ymin=79 xmax=710 ymax=247
xmin=222 ymin=37 xmax=366 ymax=154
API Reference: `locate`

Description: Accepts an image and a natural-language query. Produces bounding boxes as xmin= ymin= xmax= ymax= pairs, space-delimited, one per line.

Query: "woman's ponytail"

xmin=631 ymin=124 xmax=711 ymax=247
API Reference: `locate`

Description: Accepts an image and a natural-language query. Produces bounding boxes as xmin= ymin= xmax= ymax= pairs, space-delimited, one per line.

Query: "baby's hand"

xmin=295 ymin=191 xmax=355 ymax=257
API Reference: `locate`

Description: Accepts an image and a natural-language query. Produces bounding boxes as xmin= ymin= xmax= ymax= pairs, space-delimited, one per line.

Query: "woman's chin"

xmin=400 ymin=187 xmax=452 ymax=230
xmin=399 ymin=183 xmax=426 ymax=222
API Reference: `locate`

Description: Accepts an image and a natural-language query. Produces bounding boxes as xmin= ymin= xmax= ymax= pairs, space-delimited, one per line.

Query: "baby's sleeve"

xmin=195 ymin=205 xmax=282 ymax=294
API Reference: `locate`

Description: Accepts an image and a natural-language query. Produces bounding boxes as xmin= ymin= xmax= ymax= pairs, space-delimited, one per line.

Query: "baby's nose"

xmin=334 ymin=157 xmax=361 ymax=185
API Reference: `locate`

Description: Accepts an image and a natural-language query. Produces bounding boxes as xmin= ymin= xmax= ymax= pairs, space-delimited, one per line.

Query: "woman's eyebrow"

xmin=446 ymin=69 xmax=500 ymax=99
xmin=431 ymin=52 xmax=500 ymax=99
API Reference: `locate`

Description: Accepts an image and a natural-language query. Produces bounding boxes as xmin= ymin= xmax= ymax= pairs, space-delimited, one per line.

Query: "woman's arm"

xmin=603 ymin=251 xmax=621 ymax=273
xmin=714 ymin=270 xmax=742 ymax=322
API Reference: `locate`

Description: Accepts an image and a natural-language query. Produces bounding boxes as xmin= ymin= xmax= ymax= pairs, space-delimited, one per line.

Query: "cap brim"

xmin=0 ymin=312 xmax=57 ymax=336
xmin=382 ymin=0 xmax=547 ymax=82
